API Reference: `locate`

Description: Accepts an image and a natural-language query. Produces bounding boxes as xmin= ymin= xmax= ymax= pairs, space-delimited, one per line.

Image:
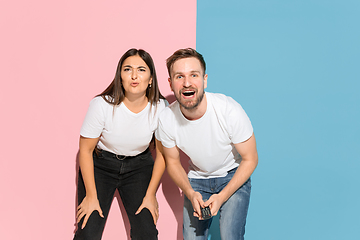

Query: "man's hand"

xmin=76 ymin=195 xmax=104 ymax=229
xmin=136 ymin=194 xmax=159 ymax=225
xmin=204 ymin=194 xmax=225 ymax=217
xmin=190 ymin=191 xmax=206 ymax=219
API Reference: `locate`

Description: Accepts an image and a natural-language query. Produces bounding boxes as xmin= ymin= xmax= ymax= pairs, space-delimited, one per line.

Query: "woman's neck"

xmin=123 ymin=94 xmax=148 ymax=113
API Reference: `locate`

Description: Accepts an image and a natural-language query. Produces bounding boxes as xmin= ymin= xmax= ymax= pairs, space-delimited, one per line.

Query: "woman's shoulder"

xmin=87 ymin=96 xmax=114 ymax=113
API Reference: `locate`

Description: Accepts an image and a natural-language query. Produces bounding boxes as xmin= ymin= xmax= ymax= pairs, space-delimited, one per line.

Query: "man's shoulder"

xmin=207 ymin=92 xmax=239 ymax=110
xmin=207 ymin=92 xmax=235 ymax=103
xmin=159 ymin=100 xmax=179 ymax=120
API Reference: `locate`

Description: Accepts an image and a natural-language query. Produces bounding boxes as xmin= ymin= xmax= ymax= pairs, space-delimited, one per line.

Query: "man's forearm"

xmin=166 ymin=162 xmax=195 ymax=199
xmin=218 ymin=157 xmax=257 ymax=203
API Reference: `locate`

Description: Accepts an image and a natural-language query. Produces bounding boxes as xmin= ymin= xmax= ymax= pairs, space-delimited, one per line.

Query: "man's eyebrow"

xmin=173 ymin=70 xmax=201 ymax=75
xmin=173 ymin=71 xmax=183 ymax=76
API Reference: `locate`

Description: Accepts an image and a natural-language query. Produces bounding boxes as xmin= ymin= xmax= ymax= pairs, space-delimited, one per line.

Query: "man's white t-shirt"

xmin=81 ymin=96 xmax=167 ymax=156
xmin=156 ymin=92 xmax=253 ymax=179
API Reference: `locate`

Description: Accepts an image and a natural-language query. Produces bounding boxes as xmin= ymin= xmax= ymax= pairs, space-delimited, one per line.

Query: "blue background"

xmin=196 ymin=0 xmax=360 ymax=239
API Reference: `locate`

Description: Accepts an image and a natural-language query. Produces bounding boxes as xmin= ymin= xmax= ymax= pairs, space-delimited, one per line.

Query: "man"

xmin=156 ymin=48 xmax=258 ymax=240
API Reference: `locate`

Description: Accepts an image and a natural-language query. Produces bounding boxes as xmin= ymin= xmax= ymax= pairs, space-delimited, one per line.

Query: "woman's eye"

xmin=139 ymin=68 xmax=146 ymax=72
xmin=123 ymin=68 xmax=131 ymax=72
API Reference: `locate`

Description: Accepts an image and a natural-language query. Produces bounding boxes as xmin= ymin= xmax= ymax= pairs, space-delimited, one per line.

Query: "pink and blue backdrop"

xmin=0 ymin=1 xmax=195 ymax=239
xmin=1 ymin=0 xmax=359 ymax=239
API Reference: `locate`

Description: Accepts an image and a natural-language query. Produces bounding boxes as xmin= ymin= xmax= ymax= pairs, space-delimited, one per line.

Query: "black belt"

xmin=95 ymin=147 xmax=150 ymax=160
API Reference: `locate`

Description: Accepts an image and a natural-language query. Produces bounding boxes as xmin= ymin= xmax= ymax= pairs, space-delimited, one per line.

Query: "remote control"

xmin=201 ymin=206 xmax=212 ymax=220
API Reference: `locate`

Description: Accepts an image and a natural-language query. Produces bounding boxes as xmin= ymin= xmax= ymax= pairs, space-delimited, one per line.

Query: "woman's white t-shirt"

xmin=81 ymin=96 xmax=167 ymax=156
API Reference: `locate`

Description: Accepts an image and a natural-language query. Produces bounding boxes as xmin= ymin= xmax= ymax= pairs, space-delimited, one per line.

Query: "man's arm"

xmin=162 ymin=145 xmax=205 ymax=218
xmin=205 ymin=133 xmax=258 ymax=216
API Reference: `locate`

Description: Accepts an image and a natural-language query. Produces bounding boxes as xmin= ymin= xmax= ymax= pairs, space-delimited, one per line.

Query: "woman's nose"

xmin=131 ymin=70 xmax=138 ymax=79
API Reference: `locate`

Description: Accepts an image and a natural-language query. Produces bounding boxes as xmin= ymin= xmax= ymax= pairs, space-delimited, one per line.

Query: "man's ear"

xmin=204 ymin=74 xmax=208 ymax=89
xmin=168 ymin=78 xmax=174 ymax=92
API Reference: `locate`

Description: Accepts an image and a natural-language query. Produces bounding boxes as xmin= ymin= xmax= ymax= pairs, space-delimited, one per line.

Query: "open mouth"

xmin=182 ymin=90 xmax=195 ymax=97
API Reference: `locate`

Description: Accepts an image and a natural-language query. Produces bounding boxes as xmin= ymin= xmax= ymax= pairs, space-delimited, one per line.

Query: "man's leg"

xmin=219 ymin=177 xmax=251 ymax=240
xmin=183 ymin=178 xmax=212 ymax=240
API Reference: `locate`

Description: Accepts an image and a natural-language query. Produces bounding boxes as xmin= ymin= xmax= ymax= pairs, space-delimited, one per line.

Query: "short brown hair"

xmin=166 ymin=48 xmax=206 ymax=78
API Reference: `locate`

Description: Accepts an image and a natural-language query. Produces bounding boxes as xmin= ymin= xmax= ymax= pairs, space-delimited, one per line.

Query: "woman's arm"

xmin=76 ymin=136 xmax=104 ymax=229
xmin=136 ymin=139 xmax=166 ymax=224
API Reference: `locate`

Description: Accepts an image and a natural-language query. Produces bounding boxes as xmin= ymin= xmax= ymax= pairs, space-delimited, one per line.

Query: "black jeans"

xmin=74 ymin=148 xmax=158 ymax=240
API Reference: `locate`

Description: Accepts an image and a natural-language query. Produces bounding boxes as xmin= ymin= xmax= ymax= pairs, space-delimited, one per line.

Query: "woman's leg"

xmin=117 ymin=152 xmax=158 ymax=240
xmin=73 ymin=153 xmax=118 ymax=240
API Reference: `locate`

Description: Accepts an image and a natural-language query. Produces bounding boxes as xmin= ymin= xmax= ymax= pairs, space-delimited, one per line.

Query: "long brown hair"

xmin=98 ymin=48 xmax=165 ymax=106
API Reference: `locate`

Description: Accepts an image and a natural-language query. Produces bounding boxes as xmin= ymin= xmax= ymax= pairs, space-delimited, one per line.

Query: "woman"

xmin=74 ymin=49 xmax=166 ymax=240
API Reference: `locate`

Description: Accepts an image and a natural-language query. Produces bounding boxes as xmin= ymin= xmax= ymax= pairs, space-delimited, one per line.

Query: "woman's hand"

xmin=135 ymin=194 xmax=159 ymax=225
xmin=77 ymin=195 xmax=104 ymax=229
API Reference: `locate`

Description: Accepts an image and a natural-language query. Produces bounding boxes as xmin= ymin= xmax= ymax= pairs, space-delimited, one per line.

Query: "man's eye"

xmin=192 ymin=74 xmax=198 ymax=77
xmin=176 ymin=75 xmax=183 ymax=79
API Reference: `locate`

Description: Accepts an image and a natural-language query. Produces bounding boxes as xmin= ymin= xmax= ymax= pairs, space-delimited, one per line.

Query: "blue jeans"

xmin=73 ymin=148 xmax=158 ymax=240
xmin=183 ymin=168 xmax=251 ymax=240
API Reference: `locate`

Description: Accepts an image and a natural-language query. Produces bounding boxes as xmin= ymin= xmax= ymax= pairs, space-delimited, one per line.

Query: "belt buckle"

xmin=116 ymin=155 xmax=126 ymax=160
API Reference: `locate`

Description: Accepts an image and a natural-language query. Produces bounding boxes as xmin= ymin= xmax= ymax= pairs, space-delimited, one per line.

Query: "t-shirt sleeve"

xmin=158 ymin=99 xmax=168 ymax=112
xmin=80 ymin=97 xmax=106 ymax=138
xmin=226 ymin=97 xmax=253 ymax=144
xmin=155 ymin=113 xmax=176 ymax=149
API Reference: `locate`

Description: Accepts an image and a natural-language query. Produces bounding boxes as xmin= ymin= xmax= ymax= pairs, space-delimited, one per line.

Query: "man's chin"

xmin=180 ymin=100 xmax=198 ymax=110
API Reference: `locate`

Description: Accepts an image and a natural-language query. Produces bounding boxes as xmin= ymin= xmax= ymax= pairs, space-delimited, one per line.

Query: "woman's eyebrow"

xmin=122 ymin=65 xmax=147 ymax=69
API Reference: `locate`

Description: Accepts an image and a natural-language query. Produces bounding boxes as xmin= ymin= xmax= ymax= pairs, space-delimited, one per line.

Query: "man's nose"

xmin=183 ymin=77 xmax=191 ymax=87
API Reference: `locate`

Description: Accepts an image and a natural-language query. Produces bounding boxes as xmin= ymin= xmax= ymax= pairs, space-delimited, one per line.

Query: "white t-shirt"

xmin=81 ymin=96 xmax=167 ymax=156
xmin=156 ymin=92 xmax=253 ymax=179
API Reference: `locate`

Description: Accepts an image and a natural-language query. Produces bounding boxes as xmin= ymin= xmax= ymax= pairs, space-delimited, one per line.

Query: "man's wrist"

xmin=185 ymin=189 xmax=197 ymax=200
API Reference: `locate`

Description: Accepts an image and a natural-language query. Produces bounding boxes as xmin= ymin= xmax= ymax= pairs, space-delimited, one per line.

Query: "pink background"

xmin=0 ymin=1 xmax=196 ymax=239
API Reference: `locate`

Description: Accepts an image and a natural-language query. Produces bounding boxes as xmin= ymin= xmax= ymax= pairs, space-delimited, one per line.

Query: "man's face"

xmin=169 ymin=57 xmax=207 ymax=110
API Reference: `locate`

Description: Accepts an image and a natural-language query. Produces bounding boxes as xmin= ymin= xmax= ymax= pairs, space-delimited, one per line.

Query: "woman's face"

xmin=121 ymin=55 xmax=152 ymax=98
